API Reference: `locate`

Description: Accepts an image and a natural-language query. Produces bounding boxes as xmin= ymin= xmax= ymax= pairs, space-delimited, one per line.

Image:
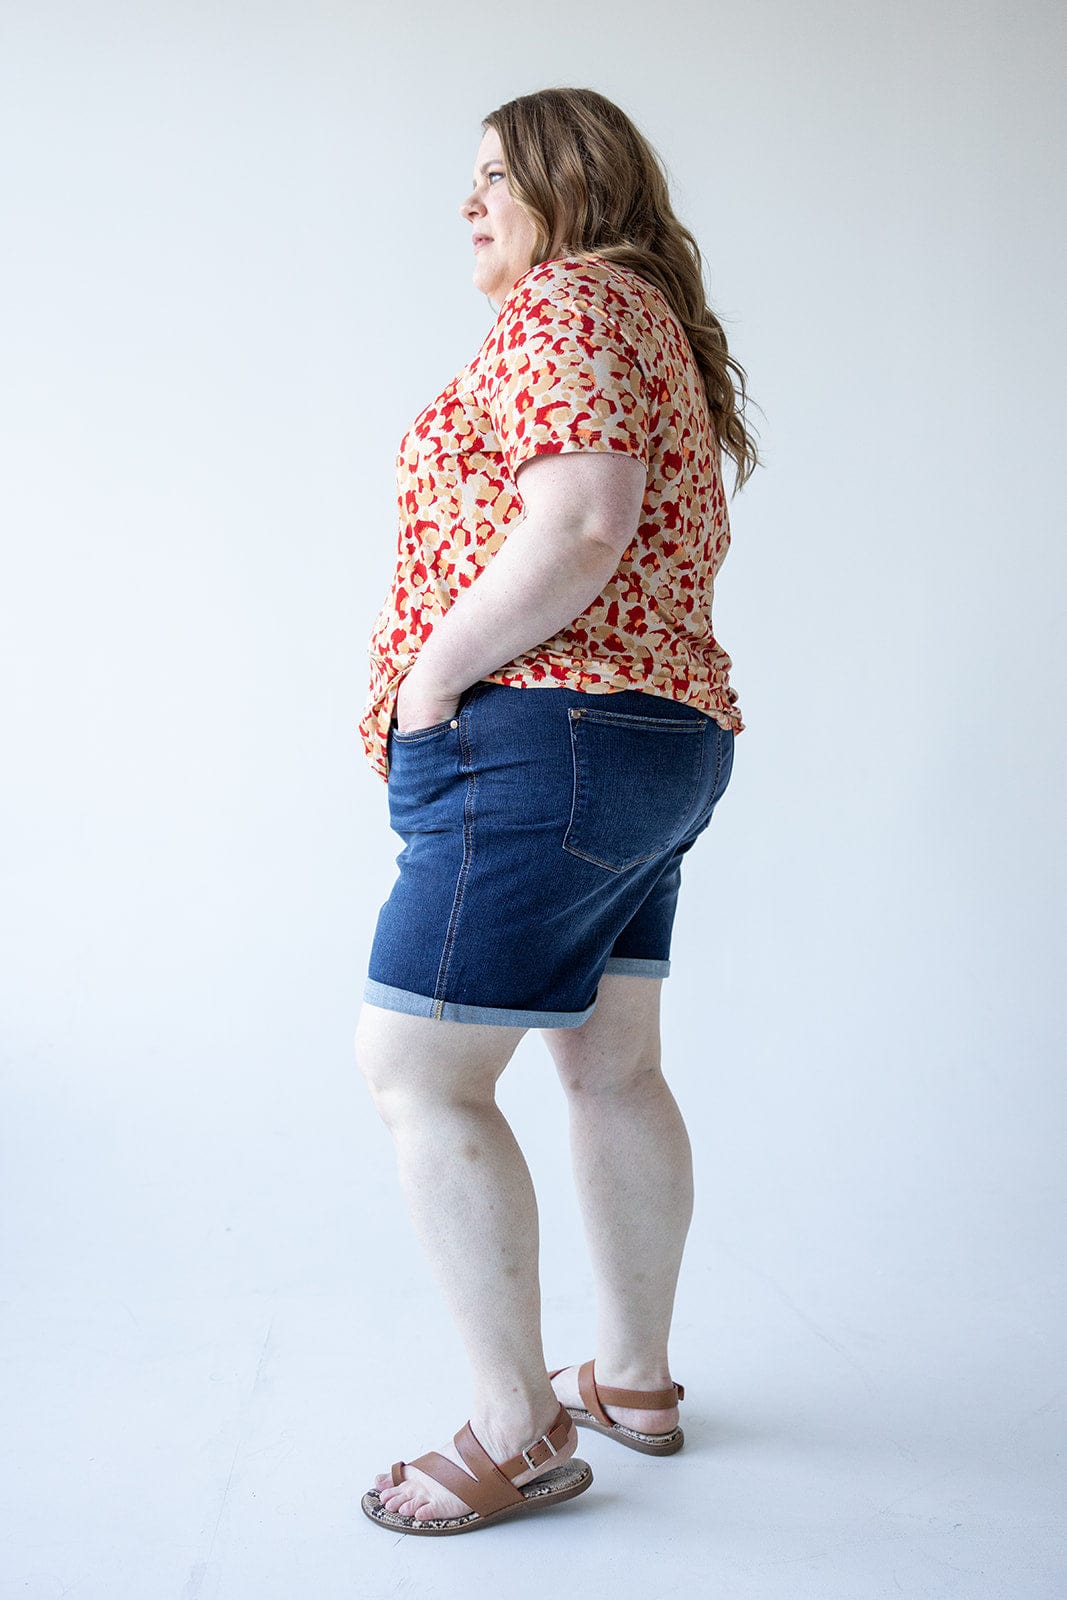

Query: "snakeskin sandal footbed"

xmin=361 ymin=1402 xmax=593 ymax=1536
xmin=548 ymin=1359 xmax=686 ymax=1455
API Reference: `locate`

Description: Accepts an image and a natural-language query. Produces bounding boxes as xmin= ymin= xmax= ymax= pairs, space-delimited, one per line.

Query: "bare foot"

xmin=549 ymin=1363 xmax=680 ymax=1435
xmin=372 ymin=1406 xmax=577 ymax=1523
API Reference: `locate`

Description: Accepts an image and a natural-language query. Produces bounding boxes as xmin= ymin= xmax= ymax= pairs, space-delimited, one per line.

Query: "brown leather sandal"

xmin=548 ymin=1359 xmax=686 ymax=1455
xmin=360 ymin=1401 xmax=593 ymax=1536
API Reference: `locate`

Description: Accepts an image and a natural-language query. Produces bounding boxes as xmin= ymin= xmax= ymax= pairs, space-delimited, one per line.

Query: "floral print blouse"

xmin=358 ymin=251 xmax=745 ymax=783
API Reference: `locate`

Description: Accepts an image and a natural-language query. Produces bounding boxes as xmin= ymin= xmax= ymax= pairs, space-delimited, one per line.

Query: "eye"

xmin=469 ymin=169 xmax=505 ymax=193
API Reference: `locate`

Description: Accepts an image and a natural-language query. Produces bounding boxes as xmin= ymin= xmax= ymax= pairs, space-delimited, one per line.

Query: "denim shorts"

xmin=363 ymin=681 xmax=735 ymax=1028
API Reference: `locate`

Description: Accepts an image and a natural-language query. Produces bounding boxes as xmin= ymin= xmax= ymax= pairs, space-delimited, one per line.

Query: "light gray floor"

xmin=2 ymin=1036 xmax=1063 ymax=1600
xmin=3 ymin=1273 xmax=1062 ymax=1600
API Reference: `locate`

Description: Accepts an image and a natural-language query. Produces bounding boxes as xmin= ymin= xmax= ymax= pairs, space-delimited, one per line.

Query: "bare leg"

xmin=541 ymin=973 xmax=691 ymax=1435
xmin=354 ymin=1002 xmax=576 ymax=1522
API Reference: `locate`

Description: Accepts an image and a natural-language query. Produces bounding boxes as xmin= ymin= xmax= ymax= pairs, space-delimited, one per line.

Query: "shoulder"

xmin=502 ymin=253 xmax=652 ymax=314
xmin=490 ymin=254 xmax=662 ymax=353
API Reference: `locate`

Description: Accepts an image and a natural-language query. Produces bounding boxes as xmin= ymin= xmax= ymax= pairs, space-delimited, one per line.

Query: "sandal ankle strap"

xmin=575 ymin=1358 xmax=684 ymax=1424
xmin=498 ymin=1400 xmax=575 ymax=1477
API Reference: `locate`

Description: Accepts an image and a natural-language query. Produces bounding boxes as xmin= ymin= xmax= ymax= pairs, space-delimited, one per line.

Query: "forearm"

xmin=408 ymin=514 xmax=622 ymax=696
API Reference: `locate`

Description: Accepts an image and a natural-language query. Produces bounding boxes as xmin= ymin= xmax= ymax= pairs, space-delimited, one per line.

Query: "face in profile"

xmin=460 ymin=126 xmax=539 ymax=306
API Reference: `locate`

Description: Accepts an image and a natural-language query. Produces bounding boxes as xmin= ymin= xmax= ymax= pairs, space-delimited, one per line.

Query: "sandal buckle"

xmin=521 ymin=1432 xmax=557 ymax=1471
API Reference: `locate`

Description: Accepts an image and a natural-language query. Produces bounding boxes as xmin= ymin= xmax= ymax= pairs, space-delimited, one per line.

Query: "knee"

xmin=354 ymin=1040 xmax=410 ymax=1130
xmin=556 ymin=1050 xmax=663 ymax=1102
xmin=353 ymin=1006 xmax=498 ymax=1123
xmin=353 ymin=1011 xmax=399 ymax=1113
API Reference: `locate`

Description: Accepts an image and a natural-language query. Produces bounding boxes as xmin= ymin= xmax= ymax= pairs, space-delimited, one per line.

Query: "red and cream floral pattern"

xmin=358 ymin=252 xmax=745 ymax=783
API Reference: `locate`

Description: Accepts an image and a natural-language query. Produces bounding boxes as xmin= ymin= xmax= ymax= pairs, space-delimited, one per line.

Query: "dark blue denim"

xmin=364 ymin=681 xmax=735 ymax=1028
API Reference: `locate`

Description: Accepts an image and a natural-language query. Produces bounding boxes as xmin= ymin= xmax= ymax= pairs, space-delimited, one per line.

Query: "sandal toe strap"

xmin=407 ymin=1404 xmax=574 ymax=1521
xmin=407 ymin=1445 xmax=511 ymax=1519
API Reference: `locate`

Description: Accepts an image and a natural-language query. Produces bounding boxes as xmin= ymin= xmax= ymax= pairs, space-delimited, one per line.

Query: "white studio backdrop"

xmin=0 ymin=2 xmax=1063 ymax=1597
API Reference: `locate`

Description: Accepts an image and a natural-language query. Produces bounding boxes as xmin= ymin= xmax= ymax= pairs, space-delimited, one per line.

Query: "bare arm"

xmin=398 ymin=450 xmax=647 ymax=725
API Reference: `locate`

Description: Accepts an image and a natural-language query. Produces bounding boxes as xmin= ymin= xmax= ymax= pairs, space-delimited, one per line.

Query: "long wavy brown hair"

xmin=482 ymin=87 xmax=764 ymax=497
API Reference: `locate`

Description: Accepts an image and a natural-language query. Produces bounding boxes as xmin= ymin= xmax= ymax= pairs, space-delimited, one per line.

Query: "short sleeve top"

xmin=358 ymin=252 xmax=745 ymax=784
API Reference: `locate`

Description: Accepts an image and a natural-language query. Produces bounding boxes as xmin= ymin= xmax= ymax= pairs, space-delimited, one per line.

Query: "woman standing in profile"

xmin=356 ymin=86 xmax=761 ymax=1537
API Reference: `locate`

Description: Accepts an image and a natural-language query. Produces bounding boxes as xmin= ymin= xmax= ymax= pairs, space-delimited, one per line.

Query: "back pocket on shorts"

xmin=562 ymin=706 xmax=706 ymax=872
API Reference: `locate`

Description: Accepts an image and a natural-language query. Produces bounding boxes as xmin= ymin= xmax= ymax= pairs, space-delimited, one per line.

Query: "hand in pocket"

xmin=394 ymin=668 xmax=462 ymax=736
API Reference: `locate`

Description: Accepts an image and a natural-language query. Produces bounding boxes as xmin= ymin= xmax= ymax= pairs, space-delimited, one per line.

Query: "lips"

xmin=473 ymin=234 xmax=492 ymax=246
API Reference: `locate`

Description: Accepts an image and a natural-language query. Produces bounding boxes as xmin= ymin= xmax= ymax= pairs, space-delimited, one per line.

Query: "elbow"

xmin=583 ymin=522 xmax=638 ymax=566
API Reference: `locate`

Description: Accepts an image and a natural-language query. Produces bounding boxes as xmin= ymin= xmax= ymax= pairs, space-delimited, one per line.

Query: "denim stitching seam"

xmin=430 ymin=706 xmax=478 ymax=1018
xmin=392 ymin=719 xmax=454 ymax=742
xmin=576 ymin=712 xmax=705 ymax=731
xmin=712 ymin=725 xmax=726 ymax=803
xmin=700 ymin=725 xmax=728 ymax=826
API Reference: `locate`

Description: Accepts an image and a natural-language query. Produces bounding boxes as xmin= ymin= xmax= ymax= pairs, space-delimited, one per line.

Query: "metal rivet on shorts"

xmin=570 ymin=708 xmax=581 ymax=718
xmin=450 ymin=718 xmax=458 ymax=727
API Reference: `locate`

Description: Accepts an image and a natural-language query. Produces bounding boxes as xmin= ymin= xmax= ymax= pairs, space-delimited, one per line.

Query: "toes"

xmin=374 ymin=1469 xmax=423 ymax=1520
xmin=371 ymin=1455 xmax=472 ymax=1523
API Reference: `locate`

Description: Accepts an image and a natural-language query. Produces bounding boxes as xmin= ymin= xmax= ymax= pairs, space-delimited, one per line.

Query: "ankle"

xmin=592 ymin=1355 xmax=676 ymax=1393
xmin=470 ymin=1381 xmax=563 ymax=1442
